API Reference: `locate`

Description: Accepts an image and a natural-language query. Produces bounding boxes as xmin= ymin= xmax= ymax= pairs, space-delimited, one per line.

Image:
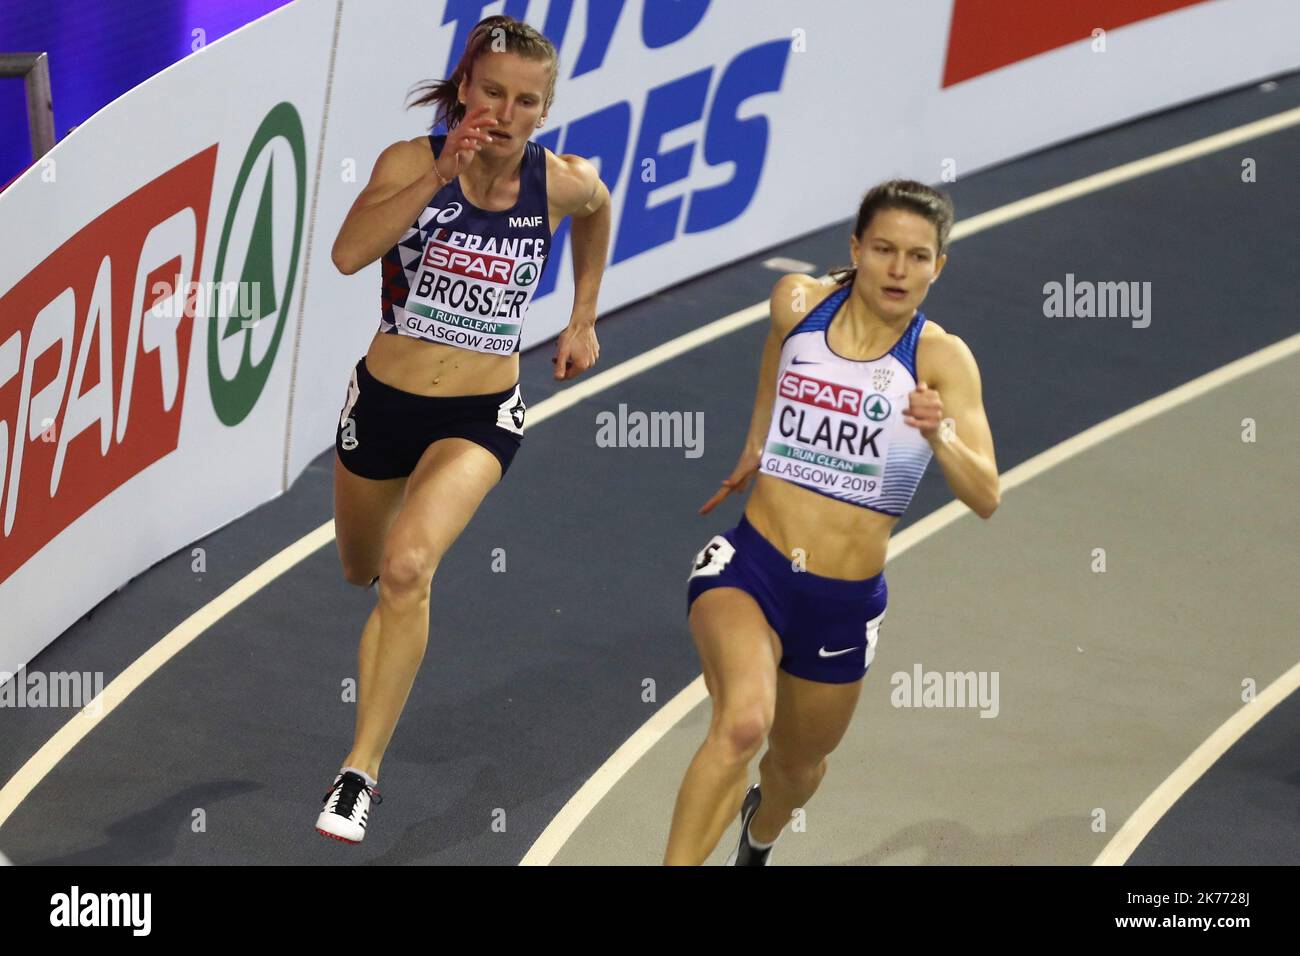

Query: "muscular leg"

xmin=343 ymin=438 xmax=501 ymax=779
xmin=332 ymin=455 xmax=406 ymax=759
xmin=355 ymin=604 xmax=382 ymax=735
xmin=663 ymin=588 xmax=782 ymax=865
xmin=332 ymin=453 xmax=406 ymax=587
xmin=747 ymin=669 xmax=864 ymax=845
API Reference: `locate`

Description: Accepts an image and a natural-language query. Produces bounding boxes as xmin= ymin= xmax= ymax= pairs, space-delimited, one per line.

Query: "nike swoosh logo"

xmin=818 ymin=646 xmax=858 ymax=658
xmin=791 ymin=357 xmax=818 ymax=365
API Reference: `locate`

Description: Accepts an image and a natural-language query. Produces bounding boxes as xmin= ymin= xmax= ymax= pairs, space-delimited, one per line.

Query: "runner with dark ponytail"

xmin=666 ymin=178 xmax=996 ymax=865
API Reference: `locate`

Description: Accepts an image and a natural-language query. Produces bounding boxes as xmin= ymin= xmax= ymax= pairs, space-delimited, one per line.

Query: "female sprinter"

xmin=665 ymin=180 xmax=999 ymax=865
xmin=315 ymin=15 xmax=611 ymax=843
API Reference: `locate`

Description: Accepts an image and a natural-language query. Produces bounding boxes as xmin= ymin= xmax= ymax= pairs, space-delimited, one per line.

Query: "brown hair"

xmin=829 ymin=180 xmax=955 ymax=288
xmin=407 ymin=16 xmax=559 ymax=132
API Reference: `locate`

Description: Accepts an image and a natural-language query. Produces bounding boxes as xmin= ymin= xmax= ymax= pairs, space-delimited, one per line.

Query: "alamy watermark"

xmin=149 ymin=275 xmax=264 ymax=327
xmin=1 ymin=668 xmax=104 ymax=714
xmin=595 ymin=404 xmax=704 ymax=458
xmin=50 ymin=886 xmax=151 ymax=936
xmin=1042 ymin=273 xmax=1151 ymax=329
xmin=890 ymin=663 xmax=999 ymax=718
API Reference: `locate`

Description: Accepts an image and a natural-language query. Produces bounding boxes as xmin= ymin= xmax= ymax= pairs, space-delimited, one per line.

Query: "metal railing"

xmin=1 ymin=51 xmax=56 ymax=161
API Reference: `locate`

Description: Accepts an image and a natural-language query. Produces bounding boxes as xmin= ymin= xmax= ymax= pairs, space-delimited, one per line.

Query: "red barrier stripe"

xmin=942 ymin=0 xmax=1214 ymax=88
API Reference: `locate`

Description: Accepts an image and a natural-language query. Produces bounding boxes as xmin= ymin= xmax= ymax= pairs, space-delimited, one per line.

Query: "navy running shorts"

xmin=335 ymin=356 xmax=525 ymax=480
xmin=686 ymin=515 xmax=887 ymax=684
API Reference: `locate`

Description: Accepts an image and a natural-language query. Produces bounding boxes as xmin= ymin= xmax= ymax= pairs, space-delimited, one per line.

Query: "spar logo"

xmin=208 ymin=102 xmax=306 ymax=426
xmin=0 ymin=102 xmax=306 ymax=584
xmin=777 ymin=371 xmax=862 ymax=415
xmin=863 ymin=393 xmax=891 ymax=422
xmin=422 ymin=242 xmax=512 ymax=284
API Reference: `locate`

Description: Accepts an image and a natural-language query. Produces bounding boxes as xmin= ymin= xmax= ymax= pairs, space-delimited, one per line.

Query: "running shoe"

xmin=315 ymin=770 xmax=381 ymax=844
xmin=724 ymin=783 xmax=773 ymax=866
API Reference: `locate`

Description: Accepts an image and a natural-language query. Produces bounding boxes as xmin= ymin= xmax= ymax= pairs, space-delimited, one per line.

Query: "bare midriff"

xmin=363 ymin=334 xmax=519 ymax=396
xmin=744 ymin=474 xmax=898 ymax=580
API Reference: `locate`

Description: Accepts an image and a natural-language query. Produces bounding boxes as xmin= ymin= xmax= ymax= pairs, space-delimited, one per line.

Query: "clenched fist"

xmin=902 ymin=381 xmax=945 ymax=442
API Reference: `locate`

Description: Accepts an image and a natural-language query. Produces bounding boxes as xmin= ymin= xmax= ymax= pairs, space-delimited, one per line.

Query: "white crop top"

xmin=759 ymin=285 xmax=933 ymax=516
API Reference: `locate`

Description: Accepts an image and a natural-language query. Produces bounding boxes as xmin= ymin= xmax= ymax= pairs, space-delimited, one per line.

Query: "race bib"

xmin=495 ymin=386 xmax=527 ymax=436
xmin=689 ymin=535 xmax=736 ymax=580
xmin=338 ymin=366 xmax=360 ymax=429
xmin=400 ymin=228 xmax=545 ymax=355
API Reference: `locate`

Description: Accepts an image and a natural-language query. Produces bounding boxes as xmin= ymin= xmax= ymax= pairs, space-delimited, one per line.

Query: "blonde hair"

xmin=407 ymin=15 xmax=558 ymax=131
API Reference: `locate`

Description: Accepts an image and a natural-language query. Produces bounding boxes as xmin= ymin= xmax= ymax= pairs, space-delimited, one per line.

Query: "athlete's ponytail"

xmin=829 ymin=180 xmax=955 ymax=288
xmin=407 ymin=16 xmax=558 ymax=132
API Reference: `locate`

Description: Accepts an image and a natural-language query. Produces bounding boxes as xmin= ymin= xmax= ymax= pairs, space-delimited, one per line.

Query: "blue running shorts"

xmin=687 ymin=515 xmax=887 ymax=684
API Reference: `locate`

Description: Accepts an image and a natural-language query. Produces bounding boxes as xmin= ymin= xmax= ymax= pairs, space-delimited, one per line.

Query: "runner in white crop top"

xmin=759 ymin=282 xmax=934 ymax=516
xmin=667 ymin=181 xmax=1002 ymax=866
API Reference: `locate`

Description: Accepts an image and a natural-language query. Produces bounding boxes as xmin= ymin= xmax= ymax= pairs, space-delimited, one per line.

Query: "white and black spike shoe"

xmin=725 ymin=784 xmax=773 ymax=866
xmin=315 ymin=771 xmax=381 ymax=844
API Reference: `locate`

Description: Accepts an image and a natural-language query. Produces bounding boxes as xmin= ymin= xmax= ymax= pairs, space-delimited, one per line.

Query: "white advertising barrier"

xmin=4 ymin=0 xmax=1300 ymax=677
xmin=0 ymin=0 xmax=333 ymax=676
xmin=289 ymin=0 xmax=1300 ymax=478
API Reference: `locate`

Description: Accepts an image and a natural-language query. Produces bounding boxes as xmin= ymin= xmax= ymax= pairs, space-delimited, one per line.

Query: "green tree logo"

xmin=863 ymin=393 xmax=892 ymax=422
xmin=208 ymin=102 xmax=306 ymax=426
xmin=513 ymin=261 xmax=538 ymax=286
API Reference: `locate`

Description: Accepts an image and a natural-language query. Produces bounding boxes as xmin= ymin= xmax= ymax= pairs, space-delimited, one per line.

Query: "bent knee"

xmin=709 ymin=706 xmax=773 ymax=763
xmin=341 ymin=565 xmax=379 ymax=588
xmin=379 ymin=546 xmax=439 ymax=592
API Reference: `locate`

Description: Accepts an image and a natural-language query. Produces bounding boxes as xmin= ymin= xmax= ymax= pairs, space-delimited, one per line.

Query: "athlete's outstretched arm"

xmin=905 ymin=334 xmax=1000 ymax=518
xmin=699 ymin=273 xmax=805 ymax=514
xmin=552 ymin=154 xmax=611 ymax=380
xmin=748 ymin=274 xmax=814 ymax=453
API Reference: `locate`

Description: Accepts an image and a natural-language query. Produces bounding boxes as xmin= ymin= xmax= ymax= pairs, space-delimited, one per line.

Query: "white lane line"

xmin=4 ymin=103 xmax=1300 ymax=842
xmin=948 ymin=105 xmax=1300 ymax=240
xmin=893 ymin=331 xmax=1300 ymax=562
xmin=518 ymin=103 xmax=1300 ymax=865
xmin=528 ymin=302 xmax=768 ymax=421
xmin=520 ymin=334 xmax=1300 ymax=866
xmin=0 ymin=523 xmax=337 ymax=828
xmin=0 ymin=303 xmax=770 ymax=834
xmin=1094 ymin=658 xmax=1300 ymax=866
